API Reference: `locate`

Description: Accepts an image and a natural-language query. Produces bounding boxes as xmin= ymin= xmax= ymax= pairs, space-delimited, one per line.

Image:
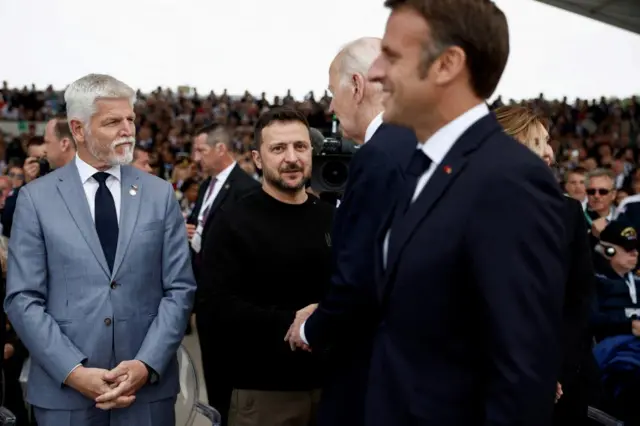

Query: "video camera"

xmin=309 ymin=116 xmax=358 ymax=197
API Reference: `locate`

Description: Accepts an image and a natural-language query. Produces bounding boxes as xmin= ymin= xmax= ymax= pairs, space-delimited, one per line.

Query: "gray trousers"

xmin=33 ymin=397 xmax=176 ymax=426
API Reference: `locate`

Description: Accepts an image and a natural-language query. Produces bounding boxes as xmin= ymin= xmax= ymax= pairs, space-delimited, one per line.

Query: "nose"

xmin=121 ymin=119 xmax=134 ymax=137
xmin=284 ymin=145 xmax=297 ymax=162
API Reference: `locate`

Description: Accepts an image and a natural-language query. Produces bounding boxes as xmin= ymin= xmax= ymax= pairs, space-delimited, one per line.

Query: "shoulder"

xmin=308 ymin=194 xmax=336 ymax=216
xmin=616 ymin=194 xmax=640 ymax=216
xmin=368 ymin=123 xmax=417 ymax=154
xmin=129 ymin=166 xmax=173 ymax=194
xmin=22 ymin=165 xmax=68 ymax=196
xmin=230 ymin=165 xmax=260 ymax=188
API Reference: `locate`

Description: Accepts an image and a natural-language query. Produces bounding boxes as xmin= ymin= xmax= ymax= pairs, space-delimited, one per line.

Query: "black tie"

xmin=93 ymin=172 xmax=119 ymax=272
xmin=401 ymin=149 xmax=432 ymax=213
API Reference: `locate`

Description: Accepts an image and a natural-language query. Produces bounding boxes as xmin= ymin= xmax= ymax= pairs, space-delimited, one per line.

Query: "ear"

xmin=432 ymin=46 xmax=466 ymax=86
xmin=251 ymin=150 xmax=262 ymax=170
xmin=60 ymin=137 xmax=72 ymax=152
xmin=352 ymin=73 xmax=366 ymax=104
xmin=69 ymin=119 xmax=86 ymax=145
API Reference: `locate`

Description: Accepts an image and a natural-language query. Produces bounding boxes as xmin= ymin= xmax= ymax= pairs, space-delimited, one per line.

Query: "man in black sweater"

xmin=201 ymin=107 xmax=334 ymax=426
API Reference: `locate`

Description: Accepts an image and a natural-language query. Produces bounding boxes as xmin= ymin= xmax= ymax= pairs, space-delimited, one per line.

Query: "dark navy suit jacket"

xmin=304 ymin=123 xmax=416 ymax=426
xmin=366 ymin=114 xmax=567 ymax=426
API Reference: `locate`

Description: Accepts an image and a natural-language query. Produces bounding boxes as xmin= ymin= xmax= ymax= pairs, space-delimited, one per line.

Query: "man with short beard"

xmin=200 ymin=107 xmax=335 ymax=426
xmin=4 ymin=73 xmax=195 ymax=426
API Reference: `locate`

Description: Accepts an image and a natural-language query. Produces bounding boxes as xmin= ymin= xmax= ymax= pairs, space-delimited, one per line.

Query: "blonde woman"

xmin=495 ymin=105 xmax=599 ymax=426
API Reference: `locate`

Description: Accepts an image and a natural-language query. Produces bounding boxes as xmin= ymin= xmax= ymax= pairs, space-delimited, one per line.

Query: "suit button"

xmin=104 ymin=318 xmax=112 ymax=326
xmin=110 ymin=281 xmax=117 ymax=289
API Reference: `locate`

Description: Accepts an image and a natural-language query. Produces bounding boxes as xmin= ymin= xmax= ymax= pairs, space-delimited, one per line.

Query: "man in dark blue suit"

xmin=285 ymin=37 xmax=416 ymax=426
xmin=363 ymin=1 xmax=568 ymax=425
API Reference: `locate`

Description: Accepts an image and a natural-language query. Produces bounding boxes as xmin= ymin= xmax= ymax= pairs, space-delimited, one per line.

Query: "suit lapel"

xmin=112 ymin=166 xmax=141 ymax=278
xmin=57 ymin=162 xmax=110 ymax=277
xmin=384 ymin=114 xmax=502 ymax=277
xmin=201 ymin=166 xmax=237 ymax=236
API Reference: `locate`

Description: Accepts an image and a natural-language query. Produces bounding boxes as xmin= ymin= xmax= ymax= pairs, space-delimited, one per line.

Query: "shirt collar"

xmin=214 ymin=161 xmax=236 ymax=184
xmin=75 ymin=154 xmax=121 ymax=184
xmin=419 ymin=103 xmax=489 ymax=164
xmin=364 ymin=112 xmax=384 ymax=144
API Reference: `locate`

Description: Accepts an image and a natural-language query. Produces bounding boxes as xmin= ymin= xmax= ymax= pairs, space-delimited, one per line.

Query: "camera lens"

xmin=321 ymin=160 xmax=348 ymax=188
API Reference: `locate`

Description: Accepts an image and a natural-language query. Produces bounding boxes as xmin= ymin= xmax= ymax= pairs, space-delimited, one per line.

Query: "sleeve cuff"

xmin=63 ymin=363 xmax=82 ymax=385
xmin=300 ymin=320 xmax=309 ymax=345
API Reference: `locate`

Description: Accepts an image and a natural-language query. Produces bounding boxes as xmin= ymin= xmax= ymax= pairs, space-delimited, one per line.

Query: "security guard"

xmin=592 ymin=221 xmax=640 ymax=342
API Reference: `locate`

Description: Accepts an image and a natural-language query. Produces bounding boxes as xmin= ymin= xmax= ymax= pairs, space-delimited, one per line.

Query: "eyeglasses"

xmin=8 ymin=172 xmax=24 ymax=179
xmin=587 ymin=188 xmax=612 ymax=196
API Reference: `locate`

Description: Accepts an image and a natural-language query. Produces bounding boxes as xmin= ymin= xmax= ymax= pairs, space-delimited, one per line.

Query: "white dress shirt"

xmin=298 ymin=113 xmax=384 ymax=345
xmin=75 ymin=154 xmax=122 ymax=223
xmin=364 ymin=112 xmax=384 ymax=144
xmin=382 ymin=103 xmax=489 ymax=268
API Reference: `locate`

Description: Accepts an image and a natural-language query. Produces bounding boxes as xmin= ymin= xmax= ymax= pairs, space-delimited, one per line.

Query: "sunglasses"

xmin=587 ymin=188 xmax=612 ymax=196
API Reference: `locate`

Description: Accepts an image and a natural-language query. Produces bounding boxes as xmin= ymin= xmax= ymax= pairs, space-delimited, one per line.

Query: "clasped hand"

xmin=66 ymin=360 xmax=149 ymax=410
xmin=284 ymin=303 xmax=318 ymax=351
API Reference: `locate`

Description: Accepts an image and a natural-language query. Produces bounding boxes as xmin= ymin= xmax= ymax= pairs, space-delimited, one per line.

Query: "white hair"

xmin=336 ymin=37 xmax=382 ymax=88
xmin=64 ymin=73 xmax=136 ymax=125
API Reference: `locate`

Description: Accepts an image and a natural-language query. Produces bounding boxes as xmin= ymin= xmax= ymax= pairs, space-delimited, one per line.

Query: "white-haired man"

xmin=4 ymin=74 xmax=196 ymax=426
xmin=284 ymin=37 xmax=417 ymax=426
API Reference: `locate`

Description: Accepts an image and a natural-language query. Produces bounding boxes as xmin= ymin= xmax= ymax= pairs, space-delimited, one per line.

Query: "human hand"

xmin=23 ymin=157 xmax=40 ymax=183
xmin=186 ymin=223 xmax=196 ymax=239
xmin=555 ymin=382 xmax=563 ymax=403
xmin=632 ymin=320 xmax=640 ymax=337
xmin=96 ymin=360 xmax=149 ymax=410
xmin=284 ymin=303 xmax=318 ymax=351
xmin=65 ymin=366 xmax=135 ymax=409
xmin=591 ymin=217 xmax=608 ymax=238
xmin=3 ymin=343 xmax=14 ymax=360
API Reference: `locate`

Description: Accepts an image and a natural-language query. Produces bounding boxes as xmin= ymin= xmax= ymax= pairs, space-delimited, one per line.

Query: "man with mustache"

xmin=200 ymin=107 xmax=335 ymax=426
xmin=4 ymin=73 xmax=196 ymax=426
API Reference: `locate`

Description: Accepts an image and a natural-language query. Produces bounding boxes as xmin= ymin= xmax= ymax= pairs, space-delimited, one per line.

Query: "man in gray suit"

xmin=4 ymin=74 xmax=196 ymax=426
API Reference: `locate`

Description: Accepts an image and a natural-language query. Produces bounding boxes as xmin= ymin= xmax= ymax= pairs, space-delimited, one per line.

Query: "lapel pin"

xmin=224 ymin=183 xmax=230 ymax=190
xmin=444 ymin=165 xmax=452 ymax=174
xmin=129 ymin=184 xmax=138 ymax=196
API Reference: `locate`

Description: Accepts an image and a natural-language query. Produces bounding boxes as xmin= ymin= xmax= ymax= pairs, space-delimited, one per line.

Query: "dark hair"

xmin=253 ymin=106 xmax=310 ymax=149
xmin=133 ymin=144 xmax=150 ymax=159
xmin=53 ymin=117 xmax=76 ymax=149
xmin=384 ymin=0 xmax=509 ymax=99
xmin=180 ymin=177 xmax=198 ymax=193
xmin=26 ymin=136 xmax=45 ymax=149
xmin=195 ymin=123 xmax=233 ymax=150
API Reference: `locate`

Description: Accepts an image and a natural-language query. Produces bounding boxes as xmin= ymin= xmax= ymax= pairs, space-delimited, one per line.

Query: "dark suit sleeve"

xmin=467 ymin=163 xmax=565 ymax=426
xmin=560 ymin=199 xmax=595 ymax=381
xmin=305 ymin=144 xmax=394 ymax=349
xmin=1 ymin=191 xmax=18 ymax=238
xmin=203 ymin=209 xmax=296 ymax=336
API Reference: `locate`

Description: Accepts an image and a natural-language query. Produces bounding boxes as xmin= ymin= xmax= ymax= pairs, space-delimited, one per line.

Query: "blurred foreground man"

xmin=285 ymin=37 xmax=416 ymax=426
xmin=201 ymin=107 xmax=334 ymax=426
xmin=4 ymin=74 xmax=196 ymax=426
xmin=364 ymin=1 xmax=567 ymax=425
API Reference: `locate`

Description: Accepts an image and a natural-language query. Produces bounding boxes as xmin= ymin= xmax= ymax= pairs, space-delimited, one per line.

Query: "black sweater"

xmin=203 ymin=189 xmax=334 ymax=391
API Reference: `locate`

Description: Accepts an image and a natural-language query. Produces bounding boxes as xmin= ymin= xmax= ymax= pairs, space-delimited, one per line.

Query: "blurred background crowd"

xmin=1 ymin=82 xmax=639 ymax=205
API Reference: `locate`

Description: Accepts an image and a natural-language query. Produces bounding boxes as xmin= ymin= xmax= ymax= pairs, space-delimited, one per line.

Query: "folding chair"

xmin=588 ymin=406 xmax=624 ymax=425
xmin=0 ymin=370 xmax=17 ymax=425
xmin=176 ymin=344 xmax=222 ymax=426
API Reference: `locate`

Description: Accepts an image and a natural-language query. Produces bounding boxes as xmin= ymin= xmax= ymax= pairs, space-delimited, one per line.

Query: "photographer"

xmin=1 ymin=136 xmax=49 ymax=238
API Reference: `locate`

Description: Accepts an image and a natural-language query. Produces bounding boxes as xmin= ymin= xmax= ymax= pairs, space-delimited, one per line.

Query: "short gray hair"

xmin=64 ymin=74 xmax=136 ymax=126
xmin=336 ymin=37 xmax=382 ymax=88
xmin=585 ymin=168 xmax=615 ymax=187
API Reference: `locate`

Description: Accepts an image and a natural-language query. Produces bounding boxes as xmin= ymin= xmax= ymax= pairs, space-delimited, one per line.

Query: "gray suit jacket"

xmin=4 ymin=160 xmax=196 ymax=410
